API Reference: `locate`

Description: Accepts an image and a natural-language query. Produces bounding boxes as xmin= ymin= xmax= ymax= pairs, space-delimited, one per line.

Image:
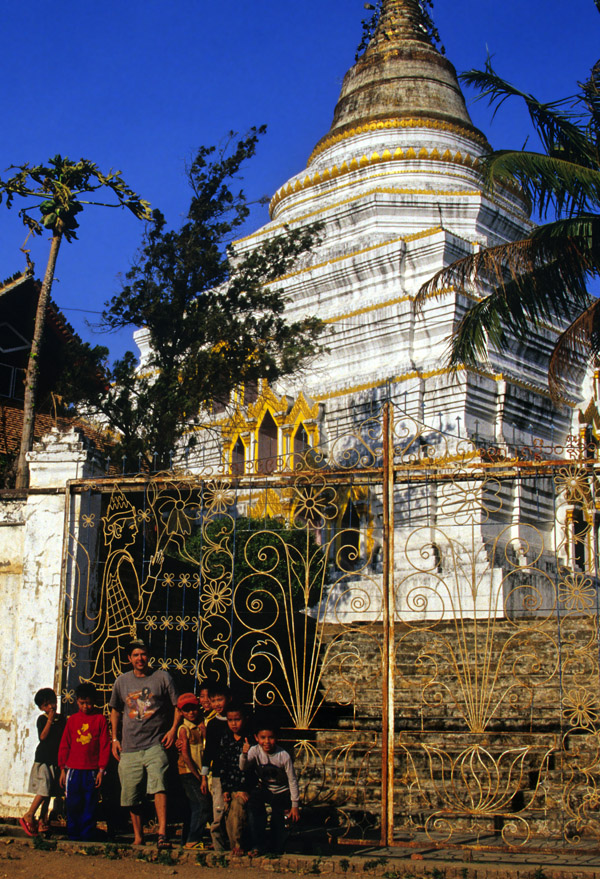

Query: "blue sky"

xmin=1 ymin=0 xmax=598 ymax=360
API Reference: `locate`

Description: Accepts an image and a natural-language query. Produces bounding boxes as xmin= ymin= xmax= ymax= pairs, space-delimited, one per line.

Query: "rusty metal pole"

xmin=381 ymin=402 xmax=395 ymax=846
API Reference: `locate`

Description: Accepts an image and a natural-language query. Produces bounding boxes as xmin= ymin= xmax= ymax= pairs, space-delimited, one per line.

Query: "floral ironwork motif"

xmin=61 ymin=403 xmax=600 ymax=849
xmin=203 ymin=480 xmax=235 ymax=515
xmin=555 ymin=464 xmax=590 ymax=504
xmin=200 ymin=581 xmax=232 ymax=616
xmin=558 ymin=571 xmax=597 ymax=613
xmin=562 ymin=687 xmax=600 ymax=729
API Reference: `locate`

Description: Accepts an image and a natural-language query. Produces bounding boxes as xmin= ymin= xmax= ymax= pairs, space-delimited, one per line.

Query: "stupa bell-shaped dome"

xmin=311 ymin=0 xmax=484 ymax=159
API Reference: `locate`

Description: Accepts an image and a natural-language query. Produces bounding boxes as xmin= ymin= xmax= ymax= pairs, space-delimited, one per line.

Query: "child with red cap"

xmin=176 ymin=692 xmax=211 ymax=848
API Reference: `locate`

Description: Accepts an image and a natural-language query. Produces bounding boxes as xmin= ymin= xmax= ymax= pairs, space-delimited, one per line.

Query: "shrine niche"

xmin=217 ymin=384 xmax=321 ymax=475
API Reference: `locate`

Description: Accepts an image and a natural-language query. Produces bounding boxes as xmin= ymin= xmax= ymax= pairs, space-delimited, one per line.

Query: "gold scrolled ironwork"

xmin=60 ymin=402 xmax=600 ymax=849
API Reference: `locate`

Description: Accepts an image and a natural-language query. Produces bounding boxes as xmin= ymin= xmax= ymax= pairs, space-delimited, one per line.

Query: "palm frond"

xmin=579 ymin=58 xmax=600 ymax=153
xmin=482 ymin=151 xmax=600 ymax=217
xmin=417 ymin=217 xmax=600 ymax=368
xmin=549 ymin=297 xmax=600 ymax=398
xmin=461 ymin=61 xmax=593 ymax=165
xmin=432 ymin=52 xmax=600 ymax=391
xmin=417 ymin=221 xmax=598 ymax=309
xmin=447 ymin=292 xmax=511 ymax=368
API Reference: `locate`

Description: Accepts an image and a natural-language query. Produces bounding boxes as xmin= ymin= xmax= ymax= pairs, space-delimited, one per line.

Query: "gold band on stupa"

xmin=310 ymin=0 xmax=488 ymax=158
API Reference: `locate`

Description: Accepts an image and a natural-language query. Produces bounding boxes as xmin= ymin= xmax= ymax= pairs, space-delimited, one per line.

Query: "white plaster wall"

xmin=0 ymin=503 xmax=25 ymax=762
xmin=0 ymin=492 xmax=67 ymax=816
xmin=0 ymin=429 xmax=101 ymax=817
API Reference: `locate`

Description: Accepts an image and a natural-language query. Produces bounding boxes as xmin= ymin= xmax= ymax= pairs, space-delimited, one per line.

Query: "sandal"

xmin=183 ymin=841 xmax=209 ymax=849
xmin=157 ymin=835 xmax=171 ymax=851
xmin=19 ymin=816 xmax=38 ymax=837
xmin=37 ymin=820 xmax=49 ymax=833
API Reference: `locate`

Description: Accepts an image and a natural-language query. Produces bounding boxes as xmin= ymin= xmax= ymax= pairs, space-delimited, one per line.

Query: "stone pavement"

xmin=2 ymin=822 xmax=600 ymax=878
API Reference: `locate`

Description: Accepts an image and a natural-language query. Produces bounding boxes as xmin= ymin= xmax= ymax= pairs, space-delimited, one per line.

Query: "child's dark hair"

xmin=226 ymin=700 xmax=247 ymax=717
xmin=75 ymin=683 xmax=97 ymax=702
xmin=208 ymin=682 xmax=231 ymax=699
xmin=34 ymin=688 xmax=56 ymax=708
xmin=253 ymin=713 xmax=280 ymax=736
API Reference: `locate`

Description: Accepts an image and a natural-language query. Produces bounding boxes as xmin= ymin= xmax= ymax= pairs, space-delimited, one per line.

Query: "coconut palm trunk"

xmin=15 ymin=226 xmax=63 ymax=490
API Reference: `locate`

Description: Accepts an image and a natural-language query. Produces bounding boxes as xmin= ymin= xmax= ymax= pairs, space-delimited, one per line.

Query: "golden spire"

xmin=365 ymin=0 xmax=432 ymax=54
xmin=309 ymin=0 xmax=486 ymax=157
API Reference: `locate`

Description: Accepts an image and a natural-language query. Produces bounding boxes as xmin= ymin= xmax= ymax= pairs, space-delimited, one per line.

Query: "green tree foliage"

xmin=183 ymin=516 xmax=327 ymax=609
xmin=416 ymin=9 xmax=600 ymax=397
xmin=51 ymin=332 xmax=109 ymax=415
xmin=99 ymin=128 xmax=323 ymax=469
xmin=0 ymin=155 xmax=150 ymax=488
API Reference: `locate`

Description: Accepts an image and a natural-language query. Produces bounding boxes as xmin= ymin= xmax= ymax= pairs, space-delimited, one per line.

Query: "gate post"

xmin=381 ymin=402 xmax=395 ymax=846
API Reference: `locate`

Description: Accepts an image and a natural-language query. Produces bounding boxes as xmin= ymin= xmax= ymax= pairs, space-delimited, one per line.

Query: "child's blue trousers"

xmin=65 ymin=768 xmax=97 ymax=840
xmin=180 ymin=774 xmax=212 ymax=844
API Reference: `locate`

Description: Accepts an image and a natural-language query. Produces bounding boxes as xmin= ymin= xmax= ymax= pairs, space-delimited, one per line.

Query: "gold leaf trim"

xmin=270 ymin=143 xmax=483 ymax=214
xmin=308 ymin=117 xmax=488 ymax=165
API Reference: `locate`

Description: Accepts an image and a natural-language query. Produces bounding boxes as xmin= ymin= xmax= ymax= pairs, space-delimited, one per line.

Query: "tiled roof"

xmin=0 ymin=401 xmax=112 ymax=458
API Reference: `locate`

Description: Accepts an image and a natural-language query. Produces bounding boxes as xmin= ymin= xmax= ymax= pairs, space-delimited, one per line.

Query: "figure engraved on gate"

xmin=69 ymin=481 xmax=199 ymax=697
xmin=81 ymin=486 xmax=168 ymax=692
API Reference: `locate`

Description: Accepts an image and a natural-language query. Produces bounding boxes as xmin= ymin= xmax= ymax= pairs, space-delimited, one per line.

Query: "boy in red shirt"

xmin=58 ymin=683 xmax=111 ymax=841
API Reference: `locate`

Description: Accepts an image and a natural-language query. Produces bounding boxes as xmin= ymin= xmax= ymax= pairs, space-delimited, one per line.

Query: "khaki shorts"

xmin=28 ymin=762 xmax=60 ymax=797
xmin=118 ymin=745 xmax=169 ymax=807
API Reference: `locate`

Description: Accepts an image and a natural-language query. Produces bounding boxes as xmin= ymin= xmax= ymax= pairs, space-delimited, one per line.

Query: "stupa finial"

xmin=366 ymin=0 xmax=432 ymax=54
xmin=308 ymin=0 xmax=486 ymax=157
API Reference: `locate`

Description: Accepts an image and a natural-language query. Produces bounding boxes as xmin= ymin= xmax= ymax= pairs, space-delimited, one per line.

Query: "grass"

xmin=103 ymin=843 xmax=122 ymax=860
xmin=157 ymin=848 xmax=175 ymax=866
xmin=212 ymin=852 xmax=229 ymax=868
xmin=32 ymin=836 xmax=57 ymax=852
xmin=363 ymin=857 xmax=389 ymax=872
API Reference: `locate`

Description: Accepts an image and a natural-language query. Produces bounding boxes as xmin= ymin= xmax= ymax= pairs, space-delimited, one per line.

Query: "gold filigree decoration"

xmin=556 ymin=465 xmax=590 ymax=503
xmin=558 ymin=572 xmax=597 ymax=613
xmin=204 ymin=480 xmax=235 ymax=515
xmin=562 ymin=688 xmax=600 ymax=729
xmin=200 ymin=581 xmax=233 ymax=616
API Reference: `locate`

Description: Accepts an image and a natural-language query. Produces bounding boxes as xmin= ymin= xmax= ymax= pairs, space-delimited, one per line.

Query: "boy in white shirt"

xmin=240 ymin=721 xmax=299 ymax=854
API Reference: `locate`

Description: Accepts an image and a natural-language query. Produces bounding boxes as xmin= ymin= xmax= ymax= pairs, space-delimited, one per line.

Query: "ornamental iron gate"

xmin=60 ymin=403 xmax=600 ymax=850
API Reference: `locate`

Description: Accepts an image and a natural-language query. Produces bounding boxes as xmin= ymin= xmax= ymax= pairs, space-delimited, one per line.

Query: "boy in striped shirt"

xmin=240 ymin=720 xmax=299 ymax=854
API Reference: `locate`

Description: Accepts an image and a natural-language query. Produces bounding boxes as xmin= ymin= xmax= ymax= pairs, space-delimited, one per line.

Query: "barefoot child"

xmin=201 ymin=683 xmax=232 ymax=852
xmin=58 ymin=683 xmax=111 ymax=841
xmin=176 ymin=693 xmax=211 ymax=848
xmin=240 ymin=720 xmax=300 ymax=855
xmin=218 ymin=702 xmax=251 ymax=855
xmin=20 ymin=688 xmax=66 ymax=837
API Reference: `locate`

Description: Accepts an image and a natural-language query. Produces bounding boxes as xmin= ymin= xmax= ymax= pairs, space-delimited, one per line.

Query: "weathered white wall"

xmin=0 ymin=429 xmax=101 ymax=817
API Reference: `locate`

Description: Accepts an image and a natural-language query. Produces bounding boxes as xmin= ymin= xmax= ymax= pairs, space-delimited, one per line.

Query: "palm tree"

xmin=415 ymin=38 xmax=600 ymax=400
xmin=0 ymin=156 xmax=151 ymax=489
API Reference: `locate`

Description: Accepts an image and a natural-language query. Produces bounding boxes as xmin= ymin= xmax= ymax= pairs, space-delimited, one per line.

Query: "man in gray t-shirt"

xmin=109 ymin=641 xmax=178 ymax=848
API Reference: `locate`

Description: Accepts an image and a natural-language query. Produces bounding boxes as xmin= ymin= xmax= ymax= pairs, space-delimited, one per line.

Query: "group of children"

xmin=20 ymin=680 xmax=299 ymax=855
xmin=20 ymin=683 xmax=111 ymax=841
xmin=176 ymin=682 xmax=299 ymax=854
